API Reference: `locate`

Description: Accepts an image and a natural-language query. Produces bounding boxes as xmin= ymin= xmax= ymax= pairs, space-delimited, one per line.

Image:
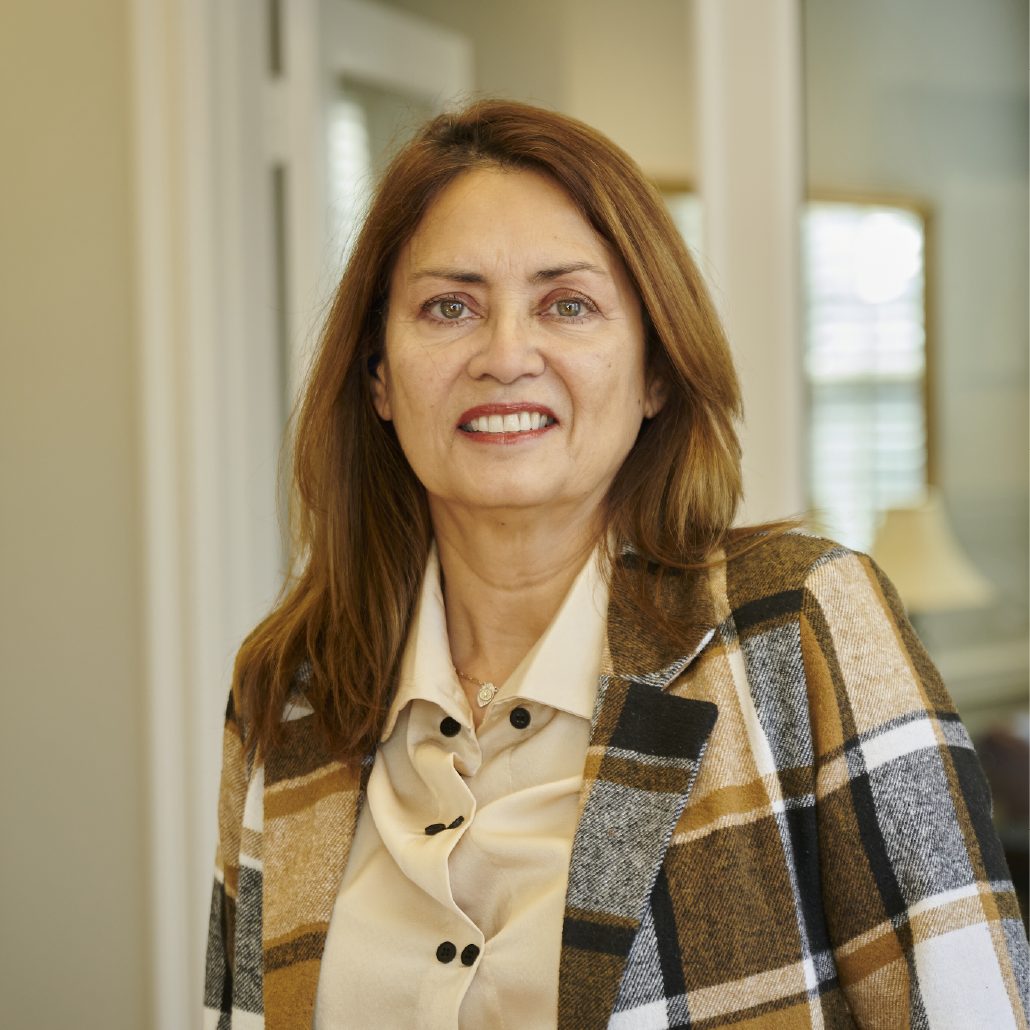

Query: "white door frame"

xmin=130 ymin=1 xmax=313 ymax=1025
xmin=130 ymin=2 xmax=470 ymax=1025
xmin=695 ymin=0 xmax=805 ymax=524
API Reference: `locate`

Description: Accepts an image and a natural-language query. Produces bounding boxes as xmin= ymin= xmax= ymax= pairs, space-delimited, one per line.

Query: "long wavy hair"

xmin=237 ymin=100 xmax=749 ymax=761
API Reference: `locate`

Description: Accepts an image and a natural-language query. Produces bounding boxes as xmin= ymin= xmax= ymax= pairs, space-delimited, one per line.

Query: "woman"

xmin=204 ymin=102 xmax=1028 ymax=1030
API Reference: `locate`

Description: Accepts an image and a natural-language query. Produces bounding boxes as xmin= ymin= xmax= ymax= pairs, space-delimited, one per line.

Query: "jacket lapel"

xmin=558 ymin=559 xmax=720 ymax=1030
xmin=261 ymin=701 xmax=370 ymax=1030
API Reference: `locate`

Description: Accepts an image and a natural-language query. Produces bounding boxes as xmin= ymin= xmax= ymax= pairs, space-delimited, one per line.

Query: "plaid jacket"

xmin=205 ymin=533 xmax=1030 ymax=1029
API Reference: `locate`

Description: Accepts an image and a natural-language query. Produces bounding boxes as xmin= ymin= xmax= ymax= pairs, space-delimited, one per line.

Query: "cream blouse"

xmin=313 ymin=545 xmax=608 ymax=1030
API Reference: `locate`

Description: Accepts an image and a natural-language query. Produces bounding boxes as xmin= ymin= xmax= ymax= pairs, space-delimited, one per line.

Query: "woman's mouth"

xmin=460 ymin=411 xmax=555 ymax=434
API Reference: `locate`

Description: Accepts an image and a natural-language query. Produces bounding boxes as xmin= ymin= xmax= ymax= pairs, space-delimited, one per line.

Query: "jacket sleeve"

xmin=801 ymin=548 xmax=1029 ymax=1028
xmin=203 ymin=688 xmax=251 ymax=1027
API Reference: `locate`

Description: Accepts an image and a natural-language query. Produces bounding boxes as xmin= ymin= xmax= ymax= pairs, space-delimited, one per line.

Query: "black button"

xmin=437 ymin=941 xmax=456 ymax=963
xmin=460 ymin=943 xmax=480 ymax=966
xmin=440 ymin=717 xmax=461 ymax=737
xmin=425 ymin=823 xmax=446 ymax=835
xmin=509 ymin=707 xmax=531 ymax=730
xmin=447 ymin=815 xmax=464 ymax=829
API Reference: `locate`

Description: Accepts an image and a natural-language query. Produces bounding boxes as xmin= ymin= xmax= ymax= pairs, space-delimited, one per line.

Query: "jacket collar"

xmin=605 ymin=551 xmax=719 ymax=688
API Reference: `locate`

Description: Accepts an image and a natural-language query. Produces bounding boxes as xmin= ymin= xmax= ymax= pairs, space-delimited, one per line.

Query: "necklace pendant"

xmin=454 ymin=665 xmax=498 ymax=708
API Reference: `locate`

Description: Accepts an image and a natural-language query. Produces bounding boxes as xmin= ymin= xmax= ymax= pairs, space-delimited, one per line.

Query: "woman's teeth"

xmin=461 ymin=412 xmax=554 ymax=433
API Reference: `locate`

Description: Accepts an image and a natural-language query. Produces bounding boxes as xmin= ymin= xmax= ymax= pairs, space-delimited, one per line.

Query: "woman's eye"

xmin=434 ymin=299 xmax=467 ymax=320
xmin=556 ymin=299 xmax=582 ymax=317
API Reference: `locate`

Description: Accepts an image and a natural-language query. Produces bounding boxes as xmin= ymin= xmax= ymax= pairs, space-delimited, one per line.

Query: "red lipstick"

xmin=457 ymin=402 xmax=559 ymax=425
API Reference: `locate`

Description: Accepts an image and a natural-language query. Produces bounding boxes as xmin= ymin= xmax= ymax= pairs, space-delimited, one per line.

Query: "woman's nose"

xmin=466 ymin=310 xmax=545 ymax=384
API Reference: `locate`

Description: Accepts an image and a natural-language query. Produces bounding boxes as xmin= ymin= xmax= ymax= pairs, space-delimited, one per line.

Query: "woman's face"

xmin=375 ymin=166 xmax=663 ymax=522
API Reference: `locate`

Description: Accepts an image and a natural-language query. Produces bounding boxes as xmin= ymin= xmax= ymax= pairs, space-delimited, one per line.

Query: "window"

xmin=803 ymin=201 xmax=928 ymax=551
xmin=326 ymin=93 xmax=371 ymax=271
xmin=326 ymin=77 xmax=437 ymax=273
xmin=661 ymin=190 xmax=930 ymax=551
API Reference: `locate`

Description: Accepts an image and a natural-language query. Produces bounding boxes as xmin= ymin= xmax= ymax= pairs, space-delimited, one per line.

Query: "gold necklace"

xmin=454 ymin=666 xmax=497 ymax=707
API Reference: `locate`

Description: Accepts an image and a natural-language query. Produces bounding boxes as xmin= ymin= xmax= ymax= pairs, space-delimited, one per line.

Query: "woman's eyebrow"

xmin=408 ymin=261 xmax=607 ymax=286
xmin=531 ymin=261 xmax=606 ymax=282
xmin=409 ymin=267 xmax=487 ymax=284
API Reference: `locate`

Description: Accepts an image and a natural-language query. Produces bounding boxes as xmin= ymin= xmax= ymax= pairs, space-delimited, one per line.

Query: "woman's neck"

xmin=431 ymin=500 xmax=601 ymax=722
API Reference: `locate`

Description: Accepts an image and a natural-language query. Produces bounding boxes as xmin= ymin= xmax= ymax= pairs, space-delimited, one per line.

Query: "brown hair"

xmin=237 ymin=100 xmax=748 ymax=761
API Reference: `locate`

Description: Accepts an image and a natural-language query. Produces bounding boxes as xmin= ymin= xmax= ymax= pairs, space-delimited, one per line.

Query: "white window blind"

xmin=663 ymin=192 xmax=928 ymax=552
xmin=804 ymin=202 xmax=927 ymax=551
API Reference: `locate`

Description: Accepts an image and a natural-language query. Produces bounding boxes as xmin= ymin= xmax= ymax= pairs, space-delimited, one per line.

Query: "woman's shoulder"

xmin=723 ymin=527 xmax=863 ymax=594
xmin=721 ymin=529 xmax=915 ymax=662
xmin=719 ymin=528 xmax=906 ymax=636
xmin=608 ymin=532 xmax=899 ymax=678
xmin=610 ymin=530 xmax=865 ymax=626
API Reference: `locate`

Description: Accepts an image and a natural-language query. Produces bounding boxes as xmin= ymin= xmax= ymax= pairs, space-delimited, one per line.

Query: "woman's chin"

xmin=430 ymin=480 xmax=573 ymax=517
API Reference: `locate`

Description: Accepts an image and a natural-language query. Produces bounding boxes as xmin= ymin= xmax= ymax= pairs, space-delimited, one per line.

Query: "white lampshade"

xmin=870 ymin=488 xmax=996 ymax=614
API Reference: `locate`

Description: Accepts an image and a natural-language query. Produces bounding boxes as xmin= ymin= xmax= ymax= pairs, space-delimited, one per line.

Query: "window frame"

xmin=804 ymin=189 xmax=936 ymax=492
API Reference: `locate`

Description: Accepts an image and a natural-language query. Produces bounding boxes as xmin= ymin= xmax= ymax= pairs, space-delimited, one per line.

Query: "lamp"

xmin=870 ymin=487 xmax=996 ymax=614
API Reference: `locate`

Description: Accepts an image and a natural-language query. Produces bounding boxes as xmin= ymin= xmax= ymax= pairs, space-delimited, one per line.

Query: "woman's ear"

xmin=368 ymin=355 xmax=393 ymax=421
xmin=643 ymin=374 xmax=668 ymax=419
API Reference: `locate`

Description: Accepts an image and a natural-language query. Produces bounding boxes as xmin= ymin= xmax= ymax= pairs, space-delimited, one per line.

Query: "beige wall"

xmin=384 ymin=0 xmax=566 ymax=110
xmin=385 ymin=0 xmax=698 ymax=183
xmin=0 ymin=2 xmax=149 ymax=1027
xmin=563 ymin=0 xmax=697 ymax=184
